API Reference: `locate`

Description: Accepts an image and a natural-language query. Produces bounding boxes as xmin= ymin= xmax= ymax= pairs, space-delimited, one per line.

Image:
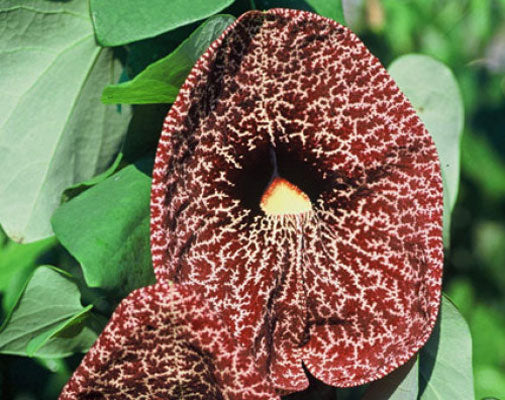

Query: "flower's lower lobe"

xmin=60 ymin=284 xmax=279 ymax=399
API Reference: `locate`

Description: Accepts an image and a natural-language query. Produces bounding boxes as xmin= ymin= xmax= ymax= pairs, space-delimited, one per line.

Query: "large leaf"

xmin=90 ymin=0 xmax=235 ymax=47
xmin=418 ymin=296 xmax=474 ymax=400
xmin=51 ymin=159 xmax=156 ymax=298
xmin=0 ymin=0 xmax=132 ymax=243
xmin=388 ymin=55 xmax=464 ymax=246
xmin=0 ymin=236 xmax=57 ymax=320
xmin=255 ymin=0 xmax=346 ymax=24
xmin=0 ymin=266 xmax=103 ymax=357
xmin=102 ymin=15 xmax=236 ymax=105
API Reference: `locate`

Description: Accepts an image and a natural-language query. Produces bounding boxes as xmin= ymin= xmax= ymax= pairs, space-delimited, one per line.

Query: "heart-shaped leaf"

xmin=0 ymin=0 xmax=132 ymax=243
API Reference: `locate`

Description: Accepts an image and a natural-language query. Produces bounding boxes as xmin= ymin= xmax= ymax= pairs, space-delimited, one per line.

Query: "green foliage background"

xmin=0 ymin=0 xmax=504 ymax=399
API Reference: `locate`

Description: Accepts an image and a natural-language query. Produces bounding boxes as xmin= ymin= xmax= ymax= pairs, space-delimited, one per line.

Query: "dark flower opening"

xmin=148 ymin=6 xmax=444 ymax=393
xmin=232 ymin=145 xmax=322 ymax=216
xmin=273 ymin=146 xmax=329 ymax=205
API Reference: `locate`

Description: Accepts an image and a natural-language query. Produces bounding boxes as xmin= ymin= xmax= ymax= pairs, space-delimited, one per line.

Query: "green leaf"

xmin=90 ymin=0 xmax=235 ymax=47
xmin=0 ymin=0 xmax=132 ymax=243
xmin=60 ymin=152 xmax=123 ymax=203
xmin=0 ymin=266 xmax=103 ymax=357
xmin=362 ymin=356 xmax=419 ymax=400
xmin=123 ymin=23 xmax=198 ymax=80
xmin=52 ymin=159 xmax=156 ymax=298
xmin=0 ymin=236 xmax=57 ymax=319
xmin=446 ymin=281 xmax=505 ymax=399
xmin=102 ymin=15 xmax=236 ymax=105
xmin=255 ymin=0 xmax=346 ymax=24
xmin=419 ymin=296 xmax=474 ymax=400
xmin=26 ymin=304 xmax=93 ymax=357
xmin=304 ymin=0 xmax=346 ymax=24
xmin=388 ymin=54 xmax=464 ymax=246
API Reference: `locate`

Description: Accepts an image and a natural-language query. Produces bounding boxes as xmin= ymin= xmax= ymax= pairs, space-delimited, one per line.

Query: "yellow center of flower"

xmin=260 ymin=177 xmax=312 ymax=216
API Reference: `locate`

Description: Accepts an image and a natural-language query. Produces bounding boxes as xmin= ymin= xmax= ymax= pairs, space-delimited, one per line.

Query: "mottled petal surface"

xmin=151 ymin=8 xmax=443 ymax=390
xmin=59 ymin=283 xmax=279 ymax=400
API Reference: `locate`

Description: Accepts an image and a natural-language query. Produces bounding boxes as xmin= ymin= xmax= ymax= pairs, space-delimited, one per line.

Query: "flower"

xmin=60 ymin=283 xmax=279 ymax=399
xmin=150 ymin=8 xmax=443 ymax=391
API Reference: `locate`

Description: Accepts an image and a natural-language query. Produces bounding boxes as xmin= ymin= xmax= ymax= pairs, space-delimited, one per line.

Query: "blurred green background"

xmin=1 ymin=0 xmax=504 ymax=398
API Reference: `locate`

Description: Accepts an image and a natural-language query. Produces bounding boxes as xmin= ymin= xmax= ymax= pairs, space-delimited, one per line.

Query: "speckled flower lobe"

xmin=59 ymin=284 xmax=279 ymax=400
xmin=151 ymin=8 xmax=443 ymax=391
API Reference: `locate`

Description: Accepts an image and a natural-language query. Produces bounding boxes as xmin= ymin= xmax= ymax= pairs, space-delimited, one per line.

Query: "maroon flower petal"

xmin=150 ymin=8 xmax=443 ymax=390
xmin=59 ymin=283 xmax=279 ymax=399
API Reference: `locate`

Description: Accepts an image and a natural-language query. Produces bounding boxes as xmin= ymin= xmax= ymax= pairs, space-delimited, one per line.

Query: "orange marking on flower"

xmin=260 ymin=177 xmax=312 ymax=216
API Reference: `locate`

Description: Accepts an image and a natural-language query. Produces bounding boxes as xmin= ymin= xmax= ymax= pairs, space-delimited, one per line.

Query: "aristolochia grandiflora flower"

xmin=150 ymin=7 xmax=443 ymax=393
xmin=60 ymin=284 xmax=280 ymax=399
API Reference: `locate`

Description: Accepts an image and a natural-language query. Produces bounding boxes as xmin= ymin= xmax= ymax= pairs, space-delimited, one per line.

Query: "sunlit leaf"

xmin=52 ymin=159 xmax=156 ymax=298
xmin=0 ymin=0 xmax=132 ymax=243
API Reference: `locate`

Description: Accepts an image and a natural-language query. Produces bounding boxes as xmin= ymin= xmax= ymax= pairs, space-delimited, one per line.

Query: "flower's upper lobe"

xmin=151 ymin=8 xmax=443 ymax=391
